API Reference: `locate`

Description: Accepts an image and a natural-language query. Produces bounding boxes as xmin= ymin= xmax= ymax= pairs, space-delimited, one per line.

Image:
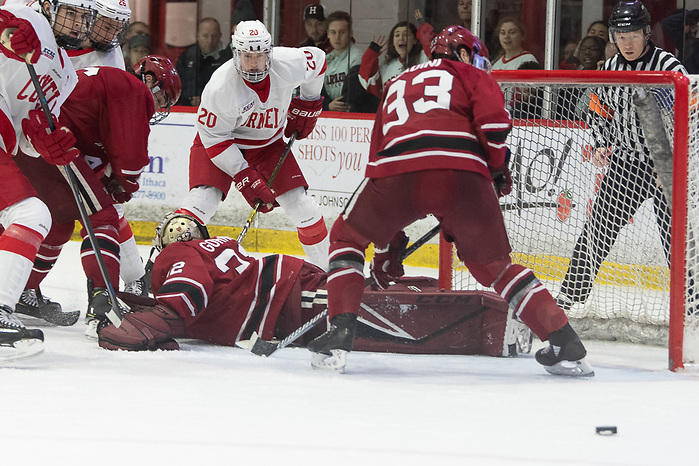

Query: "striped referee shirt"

xmin=589 ymin=41 xmax=687 ymax=162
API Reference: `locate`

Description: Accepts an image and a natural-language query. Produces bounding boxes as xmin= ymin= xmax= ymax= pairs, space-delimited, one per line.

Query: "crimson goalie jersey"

xmin=151 ymin=237 xmax=306 ymax=345
xmin=367 ymin=58 xmax=511 ymax=180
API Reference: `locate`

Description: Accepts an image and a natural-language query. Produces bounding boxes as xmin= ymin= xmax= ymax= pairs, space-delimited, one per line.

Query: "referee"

xmin=557 ymin=0 xmax=687 ymax=310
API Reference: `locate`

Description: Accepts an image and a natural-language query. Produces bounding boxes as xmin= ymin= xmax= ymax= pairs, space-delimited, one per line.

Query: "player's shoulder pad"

xmin=271 ymin=46 xmax=323 ymax=81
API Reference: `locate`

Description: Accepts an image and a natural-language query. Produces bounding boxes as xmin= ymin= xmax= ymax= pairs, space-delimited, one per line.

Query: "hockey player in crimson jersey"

xmin=307 ymin=26 xmax=594 ymax=376
xmin=96 ymin=213 xmax=521 ymax=356
xmin=0 ymin=4 xmax=79 ymax=360
xmin=177 ymin=20 xmax=331 ymax=271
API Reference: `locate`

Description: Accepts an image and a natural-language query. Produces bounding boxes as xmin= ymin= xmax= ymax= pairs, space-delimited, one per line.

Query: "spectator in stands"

xmin=662 ymin=9 xmax=699 ymax=74
xmin=230 ymin=0 xmax=256 ymax=35
xmin=491 ymin=17 xmax=538 ymax=70
xmin=559 ymin=20 xmax=608 ymax=70
xmin=300 ymin=3 xmax=332 ymax=53
xmin=321 ymin=11 xmax=364 ymax=112
xmin=602 ymin=41 xmax=618 ymax=67
xmin=176 ymin=18 xmax=233 ymax=107
xmin=122 ymin=21 xmax=150 ymax=60
xmin=414 ymin=1 xmax=471 ymax=57
xmin=358 ymin=21 xmax=429 ymax=99
xmin=558 ymin=39 xmax=580 ymax=70
xmin=125 ymin=34 xmax=150 ymax=69
xmin=557 ymin=36 xmax=607 ymax=120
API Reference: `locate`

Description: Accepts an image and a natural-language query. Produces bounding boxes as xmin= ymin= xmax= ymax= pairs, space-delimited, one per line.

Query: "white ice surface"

xmin=2 ymin=241 xmax=698 ymax=465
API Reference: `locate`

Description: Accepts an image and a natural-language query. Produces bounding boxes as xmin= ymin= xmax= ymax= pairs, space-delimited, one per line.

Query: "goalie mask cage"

xmin=437 ymin=70 xmax=697 ymax=371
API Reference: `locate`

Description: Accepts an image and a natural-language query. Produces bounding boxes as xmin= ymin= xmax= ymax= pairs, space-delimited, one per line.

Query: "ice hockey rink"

xmin=1 ymin=241 xmax=698 ymax=465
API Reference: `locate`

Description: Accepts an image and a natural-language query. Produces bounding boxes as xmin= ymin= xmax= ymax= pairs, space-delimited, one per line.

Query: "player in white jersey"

xmin=178 ymin=20 xmax=331 ymax=270
xmin=67 ymin=0 xmax=127 ymax=69
xmin=0 ymin=3 xmax=79 ymax=360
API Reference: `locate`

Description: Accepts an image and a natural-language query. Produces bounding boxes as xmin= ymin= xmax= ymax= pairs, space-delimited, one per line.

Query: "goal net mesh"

xmin=445 ymin=72 xmax=699 ymax=365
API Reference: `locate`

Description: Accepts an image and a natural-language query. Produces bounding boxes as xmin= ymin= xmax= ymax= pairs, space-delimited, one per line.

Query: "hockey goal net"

xmin=438 ymin=70 xmax=698 ymax=371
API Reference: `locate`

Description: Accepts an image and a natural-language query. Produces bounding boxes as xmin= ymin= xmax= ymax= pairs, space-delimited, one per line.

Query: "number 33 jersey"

xmin=367 ymin=59 xmax=512 ymax=180
xmin=151 ymin=237 xmax=305 ymax=345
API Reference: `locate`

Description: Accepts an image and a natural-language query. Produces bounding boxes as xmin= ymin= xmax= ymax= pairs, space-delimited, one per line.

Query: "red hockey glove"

xmin=233 ymin=167 xmax=277 ymax=213
xmin=21 ymin=110 xmax=80 ymax=165
xmin=0 ymin=10 xmax=41 ymax=64
xmin=370 ymin=231 xmax=409 ymax=290
xmin=490 ymin=165 xmax=512 ymax=198
xmin=285 ymin=97 xmax=323 ymax=140
xmin=98 ymin=305 xmax=185 ymax=351
xmin=102 ymin=174 xmax=140 ymax=204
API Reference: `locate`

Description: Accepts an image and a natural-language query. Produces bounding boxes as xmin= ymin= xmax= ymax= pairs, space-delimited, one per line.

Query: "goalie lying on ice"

xmin=97 ymin=213 xmax=531 ymax=358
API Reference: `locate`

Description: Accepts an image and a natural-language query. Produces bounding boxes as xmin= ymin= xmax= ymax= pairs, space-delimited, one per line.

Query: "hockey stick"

xmin=26 ymin=63 xmax=125 ymax=327
xmin=236 ymin=131 xmax=298 ymax=243
xmin=243 ymin=224 xmax=442 ymax=356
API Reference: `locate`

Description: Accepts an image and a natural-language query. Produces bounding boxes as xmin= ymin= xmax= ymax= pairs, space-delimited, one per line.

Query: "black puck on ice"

xmin=595 ymin=426 xmax=617 ymax=435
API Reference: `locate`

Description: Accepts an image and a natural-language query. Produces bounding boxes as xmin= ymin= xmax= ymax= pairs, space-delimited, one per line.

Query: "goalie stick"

xmin=241 ymin=224 xmax=442 ymax=356
xmin=26 ymin=63 xmax=126 ymax=327
xmin=237 ymin=131 xmax=298 ymax=243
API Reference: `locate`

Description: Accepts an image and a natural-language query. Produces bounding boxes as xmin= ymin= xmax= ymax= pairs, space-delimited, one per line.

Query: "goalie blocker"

xmin=100 ymin=278 xmax=527 ymax=358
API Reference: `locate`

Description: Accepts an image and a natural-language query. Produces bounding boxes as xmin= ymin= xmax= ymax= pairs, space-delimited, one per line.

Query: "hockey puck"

xmin=595 ymin=426 xmax=617 ymax=435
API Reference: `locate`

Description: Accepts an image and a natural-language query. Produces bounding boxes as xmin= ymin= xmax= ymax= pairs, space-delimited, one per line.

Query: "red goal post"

xmin=437 ymin=70 xmax=694 ymax=371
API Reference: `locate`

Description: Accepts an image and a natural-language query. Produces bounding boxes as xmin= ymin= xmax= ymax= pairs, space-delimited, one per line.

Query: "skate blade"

xmin=543 ymin=358 xmax=595 ymax=377
xmin=311 ymin=349 xmax=347 ymax=372
xmin=85 ymin=320 xmax=98 ymax=339
xmin=0 ymin=339 xmax=44 ymax=363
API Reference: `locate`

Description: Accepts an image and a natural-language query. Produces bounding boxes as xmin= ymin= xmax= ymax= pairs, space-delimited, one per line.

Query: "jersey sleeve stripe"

xmin=378 ymin=134 xmax=484 ymax=159
xmin=159 ymin=280 xmax=206 ymax=312
xmin=239 ymin=255 xmax=278 ymax=340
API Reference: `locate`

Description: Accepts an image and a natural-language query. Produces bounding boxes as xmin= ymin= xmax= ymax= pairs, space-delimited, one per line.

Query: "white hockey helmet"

xmin=155 ymin=212 xmax=210 ymax=251
xmin=88 ymin=0 xmax=131 ymax=51
xmin=231 ymin=20 xmax=272 ymax=83
xmin=43 ymin=0 xmax=97 ymax=50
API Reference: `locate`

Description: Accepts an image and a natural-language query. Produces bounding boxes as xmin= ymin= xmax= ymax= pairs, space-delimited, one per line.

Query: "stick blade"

xmin=248 ymin=332 xmax=279 ymax=357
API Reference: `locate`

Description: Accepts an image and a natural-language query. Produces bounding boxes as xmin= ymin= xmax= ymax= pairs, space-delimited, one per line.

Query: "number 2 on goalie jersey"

xmin=382 ymin=69 xmax=454 ymax=134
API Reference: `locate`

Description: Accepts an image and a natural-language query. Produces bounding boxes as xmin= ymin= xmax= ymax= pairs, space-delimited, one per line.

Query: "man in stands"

xmin=306 ymin=25 xmax=594 ymax=377
xmin=175 ymin=20 xmax=330 ymax=270
xmin=299 ymin=3 xmax=331 ymax=53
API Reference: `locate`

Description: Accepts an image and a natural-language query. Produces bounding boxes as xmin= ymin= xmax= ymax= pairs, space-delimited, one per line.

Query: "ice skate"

xmin=85 ymin=279 xmax=113 ymax=339
xmin=535 ymin=323 xmax=594 ymax=377
xmin=15 ymin=288 xmax=80 ymax=326
xmin=0 ymin=305 xmax=44 ymax=363
xmin=307 ymin=313 xmax=357 ymax=372
xmin=123 ymin=274 xmax=149 ymax=297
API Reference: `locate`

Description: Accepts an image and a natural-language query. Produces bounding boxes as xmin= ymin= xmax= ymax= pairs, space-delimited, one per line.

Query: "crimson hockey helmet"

xmin=608 ymin=1 xmax=651 ymax=43
xmin=88 ymin=0 xmax=131 ymax=52
xmin=133 ymin=55 xmax=182 ymax=125
xmin=44 ymin=0 xmax=97 ymax=50
xmin=155 ymin=212 xmax=210 ymax=251
xmin=232 ymin=20 xmax=273 ymax=83
xmin=431 ymin=25 xmax=491 ymax=72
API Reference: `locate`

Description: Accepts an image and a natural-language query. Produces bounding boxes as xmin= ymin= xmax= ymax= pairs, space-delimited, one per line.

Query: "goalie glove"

xmin=98 ymin=304 xmax=185 ymax=351
xmin=233 ymin=166 xmax=277 ymax=213
xmin=285 ymin=97 xmax=323 ymax=139
xmin=370 ymin=231 xmax=409 ymax=290
xmin=0 ymin=10 xmax=40 ymax=64
xmin=21 ymin=109 xmax=80 ymax=165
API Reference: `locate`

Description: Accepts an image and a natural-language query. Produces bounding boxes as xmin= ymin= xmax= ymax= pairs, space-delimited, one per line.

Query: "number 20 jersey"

xmin=366 ymin=58 xmax=512 ymax=180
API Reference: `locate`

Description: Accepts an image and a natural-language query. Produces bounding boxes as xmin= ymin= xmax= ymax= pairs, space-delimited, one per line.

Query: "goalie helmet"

xmin=608 ymin=1 xmax=651 ymax=43
xmin=87 ymin=0 xmax=131 ymax=52
xmin=154 ymin=212 xmax=210 ymax=251
xmin=43 ymin=0 xmax=97 ymax=50
xmin=431 ymin=25 xmax=491 ymax=72
xmin=133 ymin=55 xmax=182 ymax=125
xmin=231 ymin=20 xmax=273 ymax=83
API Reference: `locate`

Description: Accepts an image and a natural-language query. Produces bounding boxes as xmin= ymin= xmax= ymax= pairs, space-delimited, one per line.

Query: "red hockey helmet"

xmin=133 ymin=55 xmax=182 ymax=124
xmin=431 ymin=25 xmax=491 ymax=72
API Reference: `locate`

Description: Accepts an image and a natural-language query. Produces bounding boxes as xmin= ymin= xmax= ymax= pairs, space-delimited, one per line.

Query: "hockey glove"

xmin=490 ymin=165 xmax=512 ymax=198
xmin=370 ymin=231 xmax=409 ymax=290
xmin=285 ymin=97 xmax=323 ymax=140
xmin=233 ymin=166 xmax=277 ymax=213
xmin=98 ymin=305 xmax=184 ymax=351
xmin=0 ymin=10 xmax=40 ymax=64
xmin=21 ymin=110 xmax=80 ymax=165
xmin=102 ymin=174 xmax=140 ymax=204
